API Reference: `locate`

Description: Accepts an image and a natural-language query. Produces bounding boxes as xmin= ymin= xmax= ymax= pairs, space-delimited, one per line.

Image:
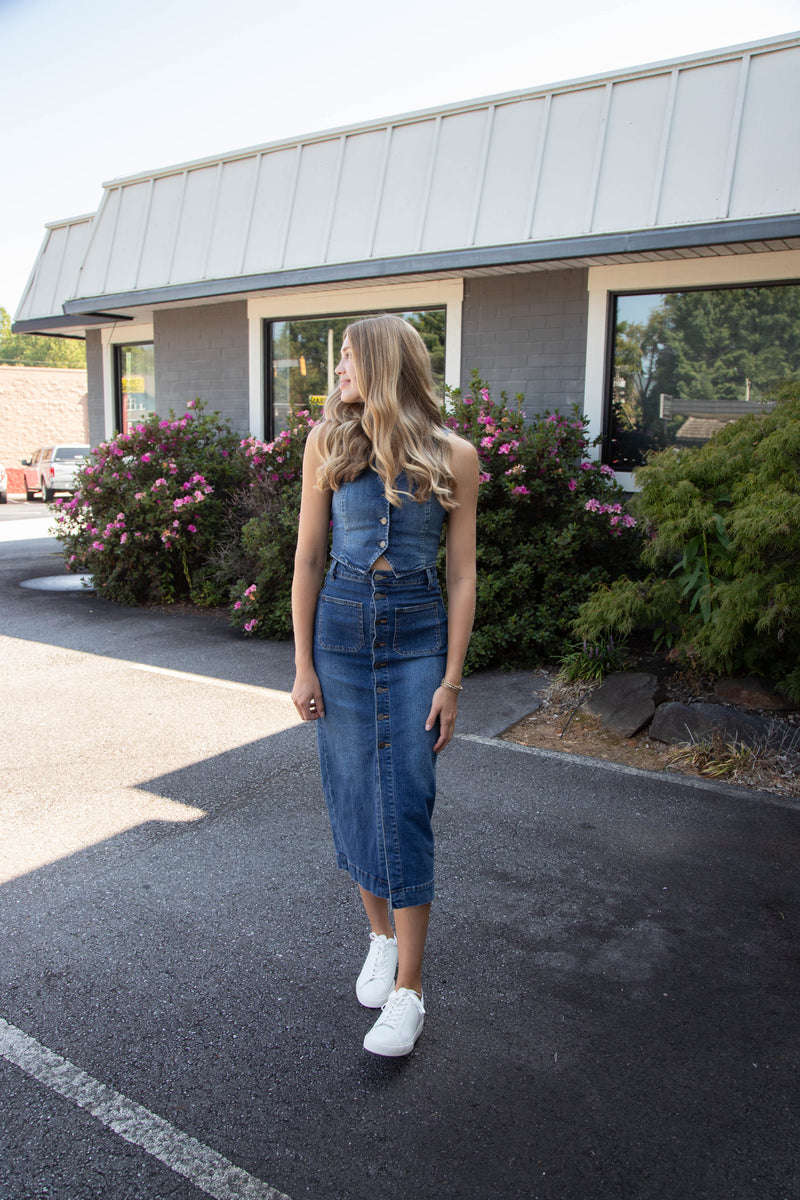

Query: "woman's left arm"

xmin=426 ymin=436 xmax=479 ymax=752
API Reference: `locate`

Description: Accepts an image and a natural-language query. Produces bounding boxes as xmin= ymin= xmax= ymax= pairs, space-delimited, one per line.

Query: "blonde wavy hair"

xmin=316 ymin=314 xmax=456 ymax=509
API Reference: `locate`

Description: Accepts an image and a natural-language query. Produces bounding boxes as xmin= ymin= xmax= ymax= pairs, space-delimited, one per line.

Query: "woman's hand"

xmin=425 ymin=685 xmax=460 ymax=753
xmin=292 ymin=670 xmax=325 ymax=721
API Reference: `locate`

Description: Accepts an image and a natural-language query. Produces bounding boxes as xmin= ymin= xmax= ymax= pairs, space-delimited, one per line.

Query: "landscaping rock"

xmin=713 ymin=677 xmax=791 ymax=711
xmin=649 ymin=701 xmax=775 ymax=749
xmin=584 ymin=672 xmax=659 ymax=738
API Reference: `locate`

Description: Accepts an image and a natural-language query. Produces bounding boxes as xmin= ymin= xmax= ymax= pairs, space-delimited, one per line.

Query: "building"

xmin=0 ymin=366 xmax=88 ymax=495
xmin=13 ymin=33 xmax=800 ymax=488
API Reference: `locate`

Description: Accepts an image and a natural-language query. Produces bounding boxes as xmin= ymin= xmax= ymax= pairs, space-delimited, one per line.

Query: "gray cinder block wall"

xmin=460 ymin=268 xmax=589 ymax=416
xmin=154 ymin=301 xmax=250 ymax=431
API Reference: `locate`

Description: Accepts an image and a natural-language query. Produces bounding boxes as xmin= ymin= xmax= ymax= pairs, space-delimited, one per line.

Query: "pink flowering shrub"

xmin=54 ymin=401 xmax=248 ymax=606
xmin=221 ymin=407 xmax=319 ymax=639
xmin=444 ymin=372 xmax=641 ymax=670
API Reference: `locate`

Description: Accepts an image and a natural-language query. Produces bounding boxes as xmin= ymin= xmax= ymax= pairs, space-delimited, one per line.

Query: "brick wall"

xmin=460 ymin=268 xmax=589 ymax=417
xmin=154 ymin=301 xmax=250 ymax=432
xmin=0 ymin=365 xmax=89 ymax=493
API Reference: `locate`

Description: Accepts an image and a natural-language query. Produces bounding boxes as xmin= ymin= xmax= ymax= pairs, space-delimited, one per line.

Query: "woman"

xmin=291 ymin=314 xmax=478 ymax=1057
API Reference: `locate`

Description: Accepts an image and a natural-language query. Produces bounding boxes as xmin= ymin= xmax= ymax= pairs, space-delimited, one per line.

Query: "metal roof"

xmin=14 ymin=32 xmax=800 ymax=329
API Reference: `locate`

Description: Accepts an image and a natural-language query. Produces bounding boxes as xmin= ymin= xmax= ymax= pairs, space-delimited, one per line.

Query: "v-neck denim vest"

xmin=330 ymin=468 xmax=446 ymax=575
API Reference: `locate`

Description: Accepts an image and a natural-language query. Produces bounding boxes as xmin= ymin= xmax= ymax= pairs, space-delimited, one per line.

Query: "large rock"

xmin=584 ymin=672 xmax=659 ymax=738
xmin=650 ymin=701 xmax=775 ymax=748
xmin=713 ymin=677 xmax=791 ymax=711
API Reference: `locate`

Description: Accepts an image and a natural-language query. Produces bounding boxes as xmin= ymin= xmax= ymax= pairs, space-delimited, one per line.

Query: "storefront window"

xmin=607 ymin=283 xmax=800 ymax=471
xmin=267 ymin=309 xmax=446 ymax=438
xmin=115 ymin=342 xmax=155 ymax=434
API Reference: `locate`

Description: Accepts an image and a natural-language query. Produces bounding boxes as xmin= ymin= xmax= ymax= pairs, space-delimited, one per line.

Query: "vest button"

xmin=380 ymin=517 xmax=388 ymax=525
xmin=379 ymin=540 xmax=386 ymax=548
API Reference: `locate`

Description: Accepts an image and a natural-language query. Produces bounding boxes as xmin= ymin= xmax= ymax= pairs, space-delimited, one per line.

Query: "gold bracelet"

xmin=441 ymin=677 xmax=463 ymax=694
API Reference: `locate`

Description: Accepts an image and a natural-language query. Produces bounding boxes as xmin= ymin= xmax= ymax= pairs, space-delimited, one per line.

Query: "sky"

xmin=1 ymin=0 xmax=799 ymax=315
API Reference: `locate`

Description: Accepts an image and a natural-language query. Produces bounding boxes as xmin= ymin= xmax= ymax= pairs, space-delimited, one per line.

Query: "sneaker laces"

xmin=378 ymin=988 xmax=422 ymax=1027
xmin=365 ymin=934 xmax=395 ymax=979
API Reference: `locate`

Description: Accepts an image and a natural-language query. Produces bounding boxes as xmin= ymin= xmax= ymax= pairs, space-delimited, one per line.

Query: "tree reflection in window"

xmin=268 ymin=309 xmax=446 ymax=438
xmin=608 ymin=284 xmax=800 ymax=471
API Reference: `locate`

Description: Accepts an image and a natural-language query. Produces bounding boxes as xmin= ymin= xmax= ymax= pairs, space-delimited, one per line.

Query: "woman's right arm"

xmin=291 ymin=425 xmax=331 ymax=720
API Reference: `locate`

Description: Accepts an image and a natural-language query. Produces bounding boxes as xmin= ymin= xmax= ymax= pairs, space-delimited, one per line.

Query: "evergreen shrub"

xmin=573 ymin=383 xmax=800 ymax=702
xmin=54 ymin=401 xmax=248 ymax=606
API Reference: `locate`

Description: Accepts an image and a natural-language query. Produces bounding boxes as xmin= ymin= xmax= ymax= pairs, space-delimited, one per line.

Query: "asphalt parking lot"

xmin=1 ymin=501 xmax=799 ymax=1200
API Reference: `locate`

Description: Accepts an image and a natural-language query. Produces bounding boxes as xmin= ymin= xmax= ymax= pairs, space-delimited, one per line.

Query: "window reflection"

xmin=608 ymin=284 xmax=800 ymax=471
xmin=268 ymin=310 xmax=446 ymax=437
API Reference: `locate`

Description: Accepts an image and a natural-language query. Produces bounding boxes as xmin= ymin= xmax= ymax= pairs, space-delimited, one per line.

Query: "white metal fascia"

xmin=132 ymin=178 xmax=155 ymax=292
xmin=719 ymin=54 xmax=752 ymax=220
xmin=238 ymin=152 xmax=264 ymax=277
xmin=415 ymin=116 xmax=443 ymax=253
xmin=278 ymin=146 xmax=303 ymax=270
xmin=321 ymin=136 xmax=348 ymax=264
xmin=524 ymin=92 xmax=552 ymax=241
xmin=166 ymin=172 xmax=189 ymax=286
xmin=585 ymin=82 xmax=614 ymax=233
xmin=96 ymin=33 xmax=800 ymax=196
xmin=201 ymin=163 xmax=224 ymax=280
xmin=366 ymin=126 xmax=393 ymax=259
xmin=647 ymin=69 xmax=679 ymax=227
xmin=466 ymin=107 xmax=496 ymax=248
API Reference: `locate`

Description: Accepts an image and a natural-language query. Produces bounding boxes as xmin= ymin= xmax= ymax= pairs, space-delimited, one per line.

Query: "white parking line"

xmin=125 ymin=661 xmax=296 ymax=704
xmin=0 ymin=1017 xmax=291 ymax=1200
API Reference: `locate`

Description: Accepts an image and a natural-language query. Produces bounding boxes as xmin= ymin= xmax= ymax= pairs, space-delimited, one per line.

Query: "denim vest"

xmin=330 ymin=468 xmax=445 ymax=575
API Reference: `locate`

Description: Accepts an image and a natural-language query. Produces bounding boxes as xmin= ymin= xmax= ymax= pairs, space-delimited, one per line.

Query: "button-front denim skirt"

xmin=313 ymin=561 xmax=447 ymax=909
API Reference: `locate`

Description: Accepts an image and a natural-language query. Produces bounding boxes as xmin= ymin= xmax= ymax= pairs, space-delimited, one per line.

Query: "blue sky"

xmin=2 ymin=0 xmax=799 ymax=313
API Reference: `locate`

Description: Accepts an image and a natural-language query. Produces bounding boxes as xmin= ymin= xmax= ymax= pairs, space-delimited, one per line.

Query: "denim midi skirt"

xmin=313 ymin=561 xmax=447 ymax=909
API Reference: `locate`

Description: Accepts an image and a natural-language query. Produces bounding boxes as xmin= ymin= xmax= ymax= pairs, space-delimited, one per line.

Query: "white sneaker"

xmin=363 ymin=988 xmax=425 ymax=1057
xmin=356 ymin=933 xmax=398 ymax=1008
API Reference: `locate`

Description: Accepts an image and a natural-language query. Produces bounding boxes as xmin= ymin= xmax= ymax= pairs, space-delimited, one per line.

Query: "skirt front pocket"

xmin=315 ymin=596 xmax=365 ymax=652
xmin=393 ymin=601 xmax=444 ymax=656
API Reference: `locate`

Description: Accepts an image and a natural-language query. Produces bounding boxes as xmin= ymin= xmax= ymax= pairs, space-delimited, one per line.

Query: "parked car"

xmin=21 ymin=445 xmax=91 ymax=502
xmin=0 ymin=462 xmax=7 ymax=503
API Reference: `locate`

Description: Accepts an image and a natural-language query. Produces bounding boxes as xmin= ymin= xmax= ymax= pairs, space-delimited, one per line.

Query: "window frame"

xmin=101 ymin=322 xmax=154 ymax=438
xmin=263 ymin=306 xmax=448 ymax=443
xmin=584 ymin=249 xmax=800 ymax=488
xmin=113 ymin=339 xmax=156 ymax=435
xmin=247 ymin=281 xmax=464 ymax=441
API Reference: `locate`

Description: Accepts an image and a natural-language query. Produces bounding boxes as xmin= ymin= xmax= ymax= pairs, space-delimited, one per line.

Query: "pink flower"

xmin=244 ymin=619 xmax=258 ymax=633
xmin=462 ymin=395 xmax=473 ymax=405
xmin=512 ymin=485 xmax=530 ymax=496
xmin=478 ymin=472 xmax=491 ymax=484
xmin=187 ymin=524 xmax=197 ymax=533
xmin=568 ymin=478 xmax=577 ymax=491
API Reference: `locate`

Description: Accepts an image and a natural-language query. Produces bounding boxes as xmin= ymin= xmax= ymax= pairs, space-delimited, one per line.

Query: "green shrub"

xmin=54 ymin=401 xmax=248 ymax=606
xmin=558 ymin=636 xmax=628 ymax=683
xmin=218 ymin=407 xmax=318 ymax=639
xmin=573 ymin=383 xmax=800 ymax=702
xmin=445 ymin=374 xmax=642 ymax=671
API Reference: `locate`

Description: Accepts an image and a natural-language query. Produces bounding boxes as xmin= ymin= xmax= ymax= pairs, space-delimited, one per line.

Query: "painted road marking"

xmin=125 ymin=661 xmax=296 ymax=704
xmin=0 ymin=1017 xmax=291 ymax=1200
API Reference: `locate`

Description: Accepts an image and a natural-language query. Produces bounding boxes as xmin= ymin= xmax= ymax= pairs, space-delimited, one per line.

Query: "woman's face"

xmin=335 ymin=335 xmax=362 ymax=405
